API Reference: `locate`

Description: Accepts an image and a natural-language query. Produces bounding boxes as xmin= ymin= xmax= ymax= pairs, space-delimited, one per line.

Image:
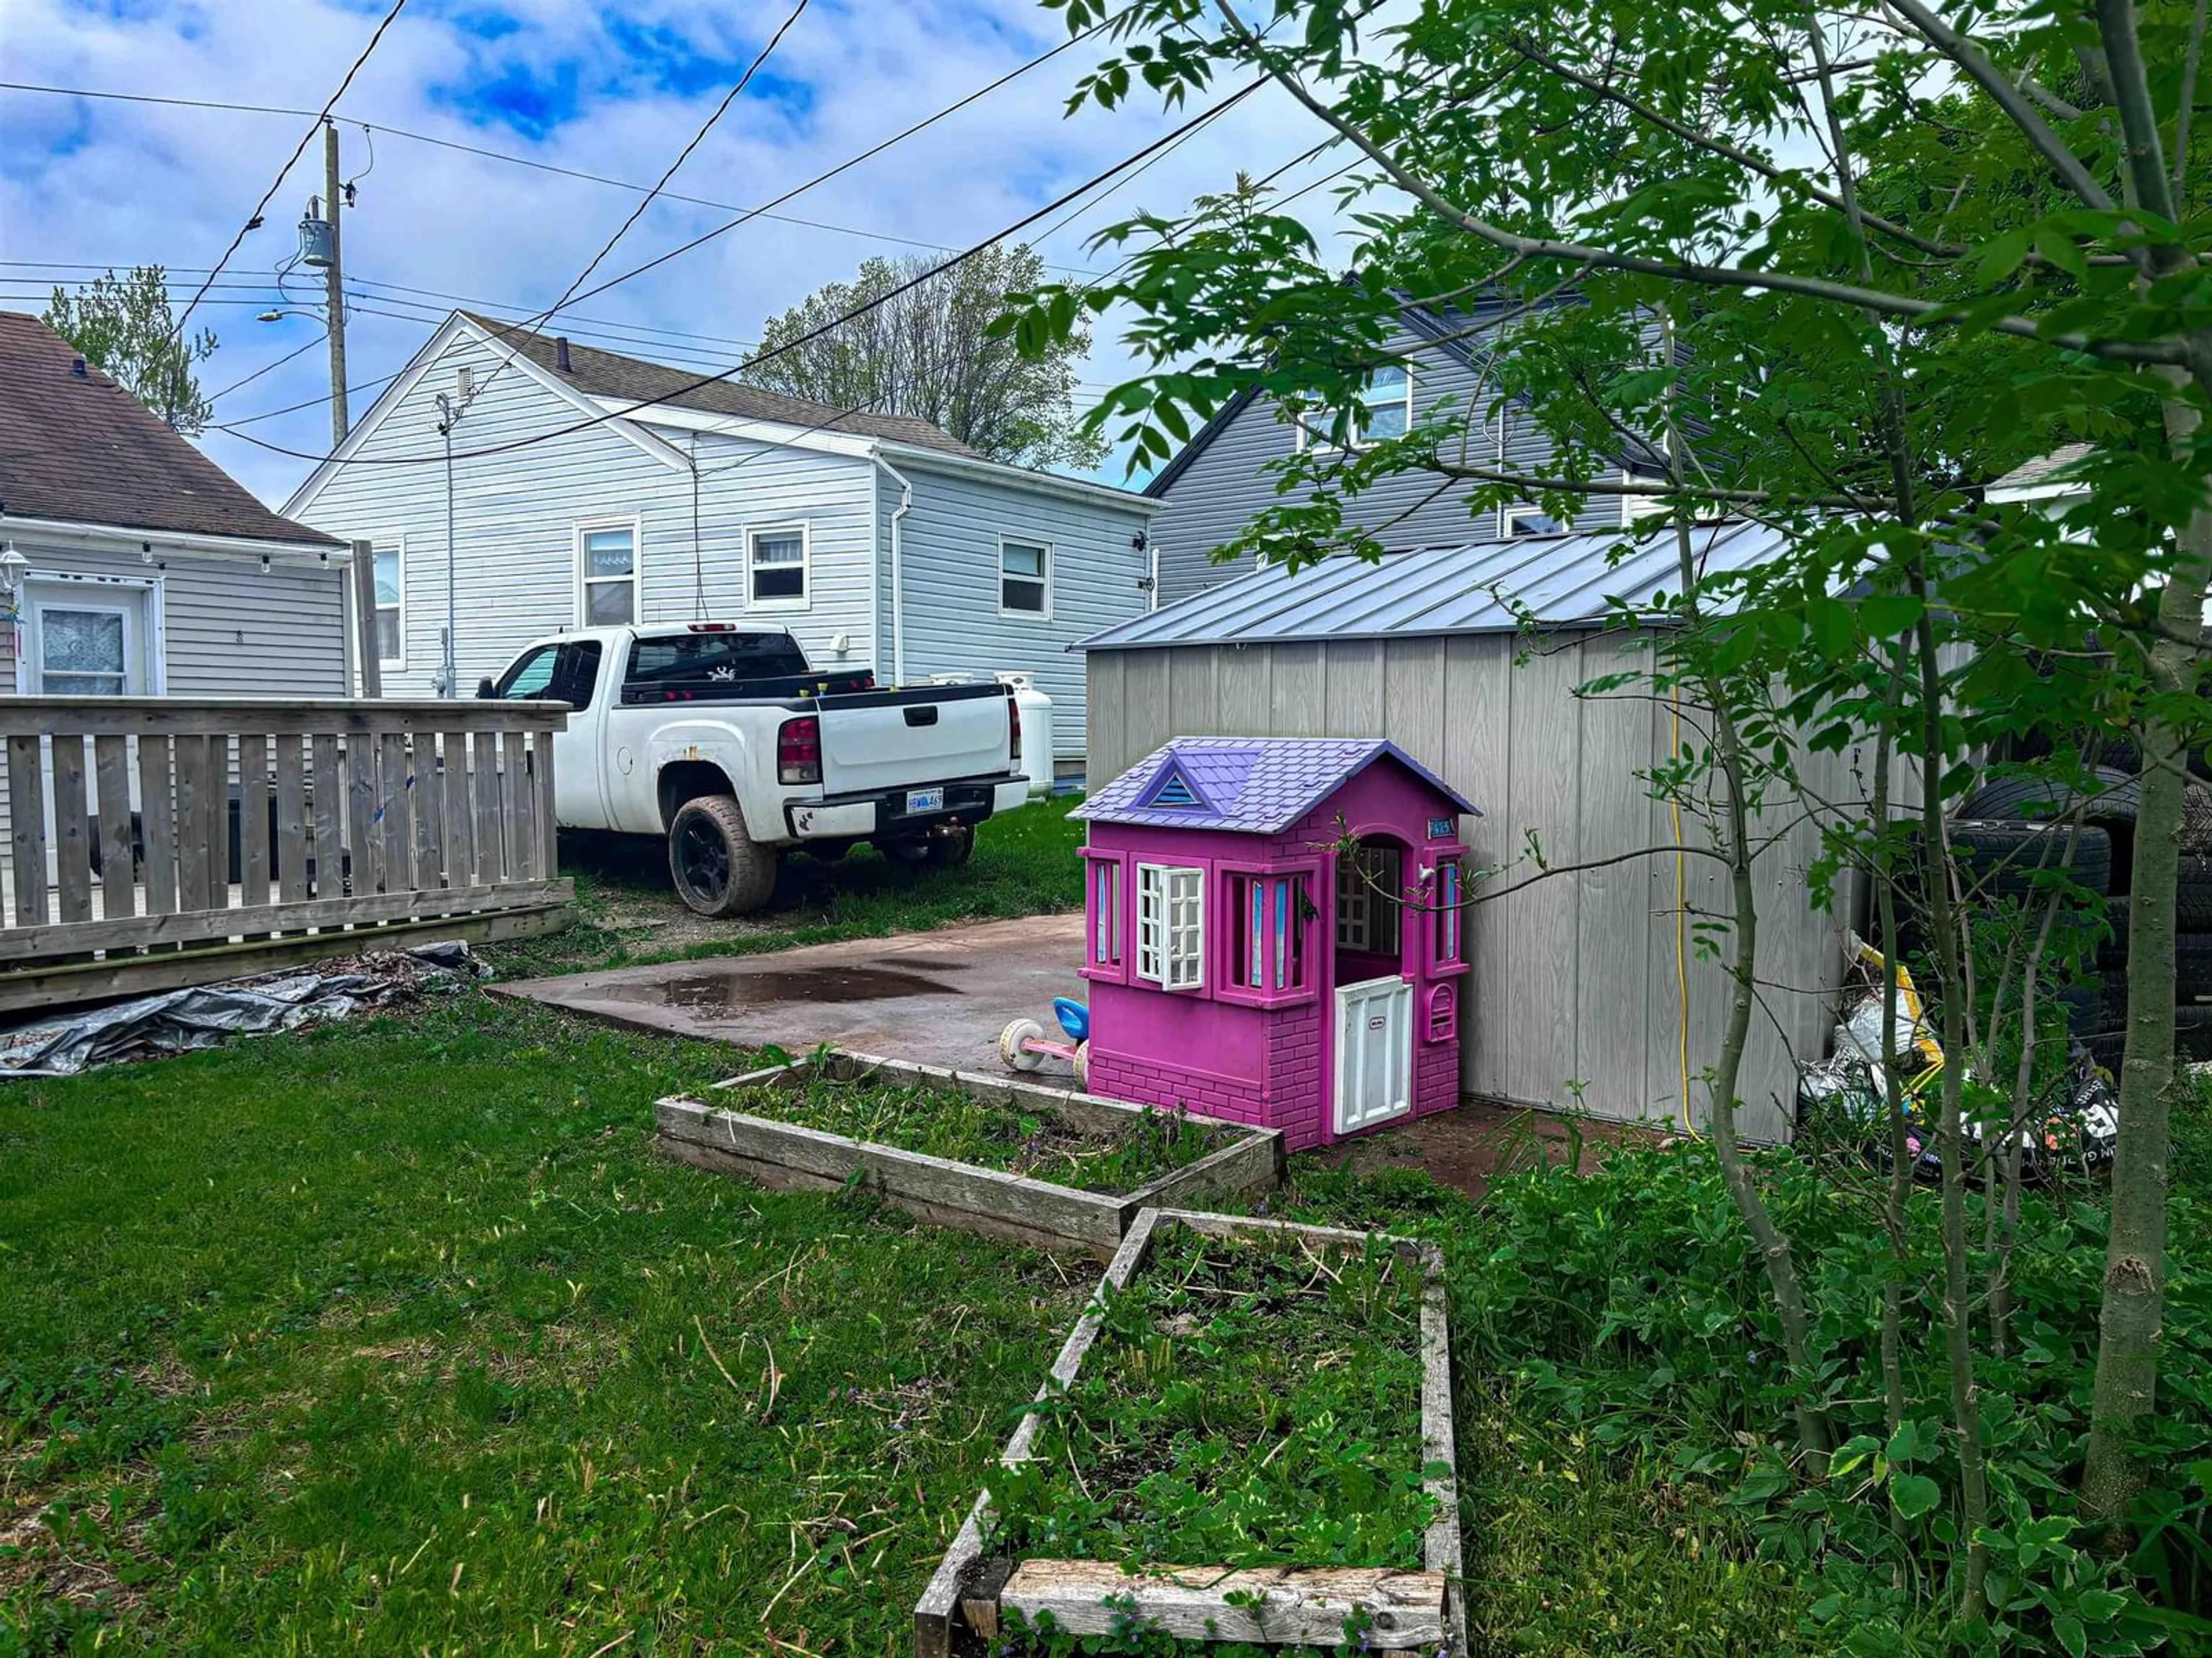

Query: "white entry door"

xmin=1334 ymin=975 xmax=1414 ymax=1135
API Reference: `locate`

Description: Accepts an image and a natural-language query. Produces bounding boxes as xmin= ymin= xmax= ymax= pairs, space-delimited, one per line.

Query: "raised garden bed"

xmin=654 ymin=1051 xmax=1282 ymax=1256
xmin=914 ymin=1209 xmax=1461 ymax=1655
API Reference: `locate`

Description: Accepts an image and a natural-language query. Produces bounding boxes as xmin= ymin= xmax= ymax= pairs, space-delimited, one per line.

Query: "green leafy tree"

xmin=41 ymin=265 xmax=218 ymax=435
xmin=1001 ymin=0 xmax=2212 ymax=1640
xmin=746 ymin=244 xmax=1104 ymax=471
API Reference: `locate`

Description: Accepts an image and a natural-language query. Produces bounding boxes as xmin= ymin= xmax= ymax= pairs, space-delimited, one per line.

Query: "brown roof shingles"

xmin=0 ymin=311 xmax=342 ymax=547
xmin=458 ymin=312 xmax=981 ymax=458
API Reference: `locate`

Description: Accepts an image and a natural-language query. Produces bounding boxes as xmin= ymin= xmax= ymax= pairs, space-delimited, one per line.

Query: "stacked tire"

xmin=1950 ymin=767 xmax=2212 ymax=1066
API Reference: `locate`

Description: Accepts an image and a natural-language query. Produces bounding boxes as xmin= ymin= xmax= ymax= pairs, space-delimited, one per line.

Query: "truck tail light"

xmin=778 ymin=714 xmax=822 ymax=785
xmin=1007 ymin=692 xmax=1022 ymax=767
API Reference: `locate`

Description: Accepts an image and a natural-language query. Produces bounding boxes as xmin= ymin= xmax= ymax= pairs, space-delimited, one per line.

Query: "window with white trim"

xmin=35 ymin=604 xmax=131 ymax=695
xmin=1501 ymin=505 xmax=1565 ymax=538
xmin=1136 ymin=863 xmax=1205 ymax=990
xmin=1294 ymin=363 xmax=1414 ymax=451
xmin=372 ymin=542 xmax=404 ymax=667
xmin=578 ymin=524 xmax=638 ymax=625
xmin=749 ymin=523 xmax=809 ymax=608
xmin=1000 ymin=537 xmax=1050 ymax=616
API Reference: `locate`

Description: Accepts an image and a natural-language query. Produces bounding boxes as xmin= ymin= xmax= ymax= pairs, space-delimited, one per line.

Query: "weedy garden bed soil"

xmin=915 ymin=1209 xmax=1461 ymax=1655
xmin=656 ymin=1052 xmax=1282 ymax=1256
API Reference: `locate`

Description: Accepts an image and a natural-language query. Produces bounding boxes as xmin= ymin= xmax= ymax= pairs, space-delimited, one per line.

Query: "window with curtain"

xmin=39 ymin=607 xmax=128 ymax=695
xmin=579 ymin=525 xmax=637 ymax=624
xmin=373 ymin=545 xmax=403 ymax=664
xmin=749 ymin=525 xmax=808 ymax=606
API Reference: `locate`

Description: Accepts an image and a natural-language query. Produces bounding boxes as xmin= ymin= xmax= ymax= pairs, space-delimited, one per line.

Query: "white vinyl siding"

xmin=1135 ymin=862 xmax=1205 ymax=990
xmin=892 ymin=462 xmax=1149 ymax=758
xmin=999 ymin=535 xmax=1050 ymax=617
xmin=291 ymin=326 xmax=879 ymax=694
xmin=748 ymin=522 xmax=809 ymax=610
xmin=577 ymin=520 xmax=639 ymax=626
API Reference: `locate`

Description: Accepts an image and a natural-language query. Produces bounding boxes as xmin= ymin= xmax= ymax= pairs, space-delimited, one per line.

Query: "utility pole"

xmin=322 ymin=120 xmax=349 ymax=448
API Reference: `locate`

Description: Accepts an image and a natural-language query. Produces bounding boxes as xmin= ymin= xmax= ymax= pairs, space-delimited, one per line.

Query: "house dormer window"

xmin=1135 ymin=863 xmax=1205 ymax=990
xmin=1293 ymin=363 xmax=1413 ymax=452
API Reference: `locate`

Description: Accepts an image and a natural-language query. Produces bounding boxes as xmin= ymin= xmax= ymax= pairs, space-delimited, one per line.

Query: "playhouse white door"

xmin=1334 ymin=976 xmax=1413 ymax=1135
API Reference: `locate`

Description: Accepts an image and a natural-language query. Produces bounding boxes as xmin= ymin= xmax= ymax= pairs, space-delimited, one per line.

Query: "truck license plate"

xmin=906 ymin=788 xmax=945 ymax=814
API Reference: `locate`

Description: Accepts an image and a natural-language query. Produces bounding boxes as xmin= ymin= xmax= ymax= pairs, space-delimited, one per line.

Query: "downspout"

xmin=874 ymin=452 xmax=913 ymax=685
xmin=435 ymin=391 xmax=459 ymax=697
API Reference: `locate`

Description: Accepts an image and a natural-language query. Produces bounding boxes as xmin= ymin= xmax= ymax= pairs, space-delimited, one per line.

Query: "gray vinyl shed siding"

xmin=1086 ymin=634 xmax=1873 ymax=1142
xmin=1145 ymin=321 xmax=1624 ymax=604
xmin=8 ymin=535 xmax=346 ymax=693
xmin=887 ymin=460 xmax=1152 ymax=758
xmin=298 ymin=330 xmax=880 ymax=696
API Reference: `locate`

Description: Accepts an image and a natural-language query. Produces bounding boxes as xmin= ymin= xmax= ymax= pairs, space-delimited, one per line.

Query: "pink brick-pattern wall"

xmin=1264 ymin=998 xmax=1327 ymax=1149
xmin=1414 ymin=1038 xmax=1458 ymax=1119
xmin=1089 ymin=1050 xmax=1266 ymax=1126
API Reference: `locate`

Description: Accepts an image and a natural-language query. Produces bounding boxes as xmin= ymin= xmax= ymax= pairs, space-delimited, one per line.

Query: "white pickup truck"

xmin=479 ymin=623 xmax=1029 ymax=917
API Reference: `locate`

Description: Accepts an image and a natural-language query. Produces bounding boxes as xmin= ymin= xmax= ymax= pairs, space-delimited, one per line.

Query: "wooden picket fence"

xmin=0 ymin=698 xmax=575 ymax=1013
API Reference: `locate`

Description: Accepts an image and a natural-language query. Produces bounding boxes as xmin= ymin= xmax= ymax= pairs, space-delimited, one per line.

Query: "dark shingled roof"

xmin=460 ymin=312 xmax=981 ymax=459
xmin=0 ymin=311 xmax=343 ymax=547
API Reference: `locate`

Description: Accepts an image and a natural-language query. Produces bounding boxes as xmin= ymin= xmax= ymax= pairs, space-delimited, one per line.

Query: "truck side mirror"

xmin=475 ymin=676 xmax=497 ymax=699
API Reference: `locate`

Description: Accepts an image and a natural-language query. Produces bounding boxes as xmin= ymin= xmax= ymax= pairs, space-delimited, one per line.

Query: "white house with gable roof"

xmin=286 ymin=311 xmax=1162 ymax=771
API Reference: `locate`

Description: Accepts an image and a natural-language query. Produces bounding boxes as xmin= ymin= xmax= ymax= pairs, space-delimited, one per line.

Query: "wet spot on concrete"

xmin=604 ymin=965 xmax=962 ymax=1015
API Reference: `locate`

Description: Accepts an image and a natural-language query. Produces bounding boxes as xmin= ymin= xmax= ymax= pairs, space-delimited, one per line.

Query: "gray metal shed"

xmin=1078 ymin=523 xmax=1872 ymax=1143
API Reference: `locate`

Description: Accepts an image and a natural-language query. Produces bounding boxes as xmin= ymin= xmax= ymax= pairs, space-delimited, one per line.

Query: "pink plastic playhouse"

xmin=1072 ymin=737 xmax=1476 ymax=1152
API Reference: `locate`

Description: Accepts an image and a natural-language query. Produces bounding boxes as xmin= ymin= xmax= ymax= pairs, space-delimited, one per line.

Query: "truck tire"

xmin=1946 ymin=819 xmax=2111 ymax=901
xmin=668 ymin=795 xmax=779 ymax=918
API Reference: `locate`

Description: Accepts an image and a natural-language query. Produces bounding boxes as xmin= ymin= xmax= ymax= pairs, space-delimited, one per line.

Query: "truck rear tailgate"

xmin=817 ymin=687 xmax=1007 ymax=796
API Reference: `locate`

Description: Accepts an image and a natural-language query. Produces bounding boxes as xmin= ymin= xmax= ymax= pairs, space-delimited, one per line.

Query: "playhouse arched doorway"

xmin=1332 ymin=834 xmax=1416 ymax=1135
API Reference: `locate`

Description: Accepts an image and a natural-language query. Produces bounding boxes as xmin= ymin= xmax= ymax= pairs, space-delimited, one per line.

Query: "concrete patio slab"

xmin=496 ymin=913 xmax=1088 ymax=1075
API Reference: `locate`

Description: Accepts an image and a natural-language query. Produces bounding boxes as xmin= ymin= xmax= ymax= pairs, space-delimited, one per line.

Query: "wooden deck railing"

xmin=0 ymin=698 xmax=574 ymax=1012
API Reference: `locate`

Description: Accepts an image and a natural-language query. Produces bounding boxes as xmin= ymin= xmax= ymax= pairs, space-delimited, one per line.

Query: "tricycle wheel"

xmin=668 ymin=795 xmax=779 ymax=918
xmin=998 ymin=1018 xmax=1046 ymax=1072
xmin=1072 ymin=1039 xmax=1090 ymax=1091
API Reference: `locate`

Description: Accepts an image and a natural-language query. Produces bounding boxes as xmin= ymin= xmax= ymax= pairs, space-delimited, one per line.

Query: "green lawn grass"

xmin=2 ymin=993 xmax=1811 ymax=1656
xmin=491 ymin=793 xmax=1086 ymax=979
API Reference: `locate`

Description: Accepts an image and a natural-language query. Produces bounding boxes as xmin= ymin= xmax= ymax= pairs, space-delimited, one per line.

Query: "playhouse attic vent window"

xmin=1136 ymin=864 xmax=1205 ymax=990
xmin=1146 ymin=769 xmax=1202 ymax=809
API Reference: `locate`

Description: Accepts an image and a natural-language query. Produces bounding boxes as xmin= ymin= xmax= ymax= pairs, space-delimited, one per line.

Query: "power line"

xmin=202 ymin=331 xmax=323 ymax=401
xmin=203 ymin=17 xmax=1132 ymax=432
xmin=213 ymin=78 xmax=1266 ymax=469
xmin=7 ymin=261 xmax=767 ymax=354
xmin=169 ymin=0 xmax=410 ymax=342
xmin=0 ymin=72 xmax=1106 ymax=279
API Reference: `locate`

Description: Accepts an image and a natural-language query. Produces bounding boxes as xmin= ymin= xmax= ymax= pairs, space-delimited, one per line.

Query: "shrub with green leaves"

xmin=1454 ymin=1134 xmax=2212 ymax=1656
xmin=991 ymin=1227 xmax=1438 ymax=1574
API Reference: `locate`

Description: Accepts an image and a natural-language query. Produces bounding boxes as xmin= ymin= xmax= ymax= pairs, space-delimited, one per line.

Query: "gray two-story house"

xmin=1140 ymin=300 xmax=1664 ymax=605
xmin=286 ymin=312 xmax=1162 ymax=770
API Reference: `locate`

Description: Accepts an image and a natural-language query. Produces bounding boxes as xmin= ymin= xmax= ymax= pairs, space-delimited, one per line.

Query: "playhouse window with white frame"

xmin=1135 ymin=863 xmax=1205 ymax=990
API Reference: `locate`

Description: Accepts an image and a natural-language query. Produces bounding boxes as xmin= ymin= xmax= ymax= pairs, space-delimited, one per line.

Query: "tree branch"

xmin=1207 ymin=0 xmax=2185 ymax=365
xmin=1884 ymin=0 xmax=2118 ymax=214
xmin=1506 ymin=35 xmax=1962 ymax=257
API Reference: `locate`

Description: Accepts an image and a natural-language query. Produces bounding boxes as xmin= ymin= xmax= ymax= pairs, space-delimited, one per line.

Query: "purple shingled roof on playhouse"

xmin=1073 ymin=736 xmax=1480 ymax=835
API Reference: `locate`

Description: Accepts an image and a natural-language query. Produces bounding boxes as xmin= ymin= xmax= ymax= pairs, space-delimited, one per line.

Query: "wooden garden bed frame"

xmin=654 ymin=1051 xmax=1283 ymax=1256
xmin=914 ymin=1208 xmax=1463 ymax=1656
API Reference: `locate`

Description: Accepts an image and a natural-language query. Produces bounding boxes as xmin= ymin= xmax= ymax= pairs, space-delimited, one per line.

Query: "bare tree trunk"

xmin=1907 ymin=589 xmax=1991 ymax=1621
xmin=1868 ymin=662 xmax=1916 ymax=1575
xmin=1992 ymin=883 xmax=2065 ymax=1356
xmin=2081 ymin=392 xmax=2212 ymax=1522
xmin=1668 ymin=504 xmax=1832 ymax=1464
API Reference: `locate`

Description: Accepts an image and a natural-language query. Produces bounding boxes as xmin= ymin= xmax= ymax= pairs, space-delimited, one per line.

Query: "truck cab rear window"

xmin=625 ymin=633 xmax=811 ymax=698
xmin=496 ymin=640 xmax=603 ymax=707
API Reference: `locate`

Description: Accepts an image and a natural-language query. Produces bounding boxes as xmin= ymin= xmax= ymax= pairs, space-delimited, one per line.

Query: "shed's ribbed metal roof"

xmin=1080 ymin=519 xmax=1786 ymax=650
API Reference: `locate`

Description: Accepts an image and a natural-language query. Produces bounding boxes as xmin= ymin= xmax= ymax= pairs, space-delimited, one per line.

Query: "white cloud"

xmin=0 ymin=0 xmax=1353 ymax=501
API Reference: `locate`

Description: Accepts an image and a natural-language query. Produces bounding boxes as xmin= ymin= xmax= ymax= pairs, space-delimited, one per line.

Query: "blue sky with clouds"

xmin=0 ymin=0 xmax=1348 ymax=503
